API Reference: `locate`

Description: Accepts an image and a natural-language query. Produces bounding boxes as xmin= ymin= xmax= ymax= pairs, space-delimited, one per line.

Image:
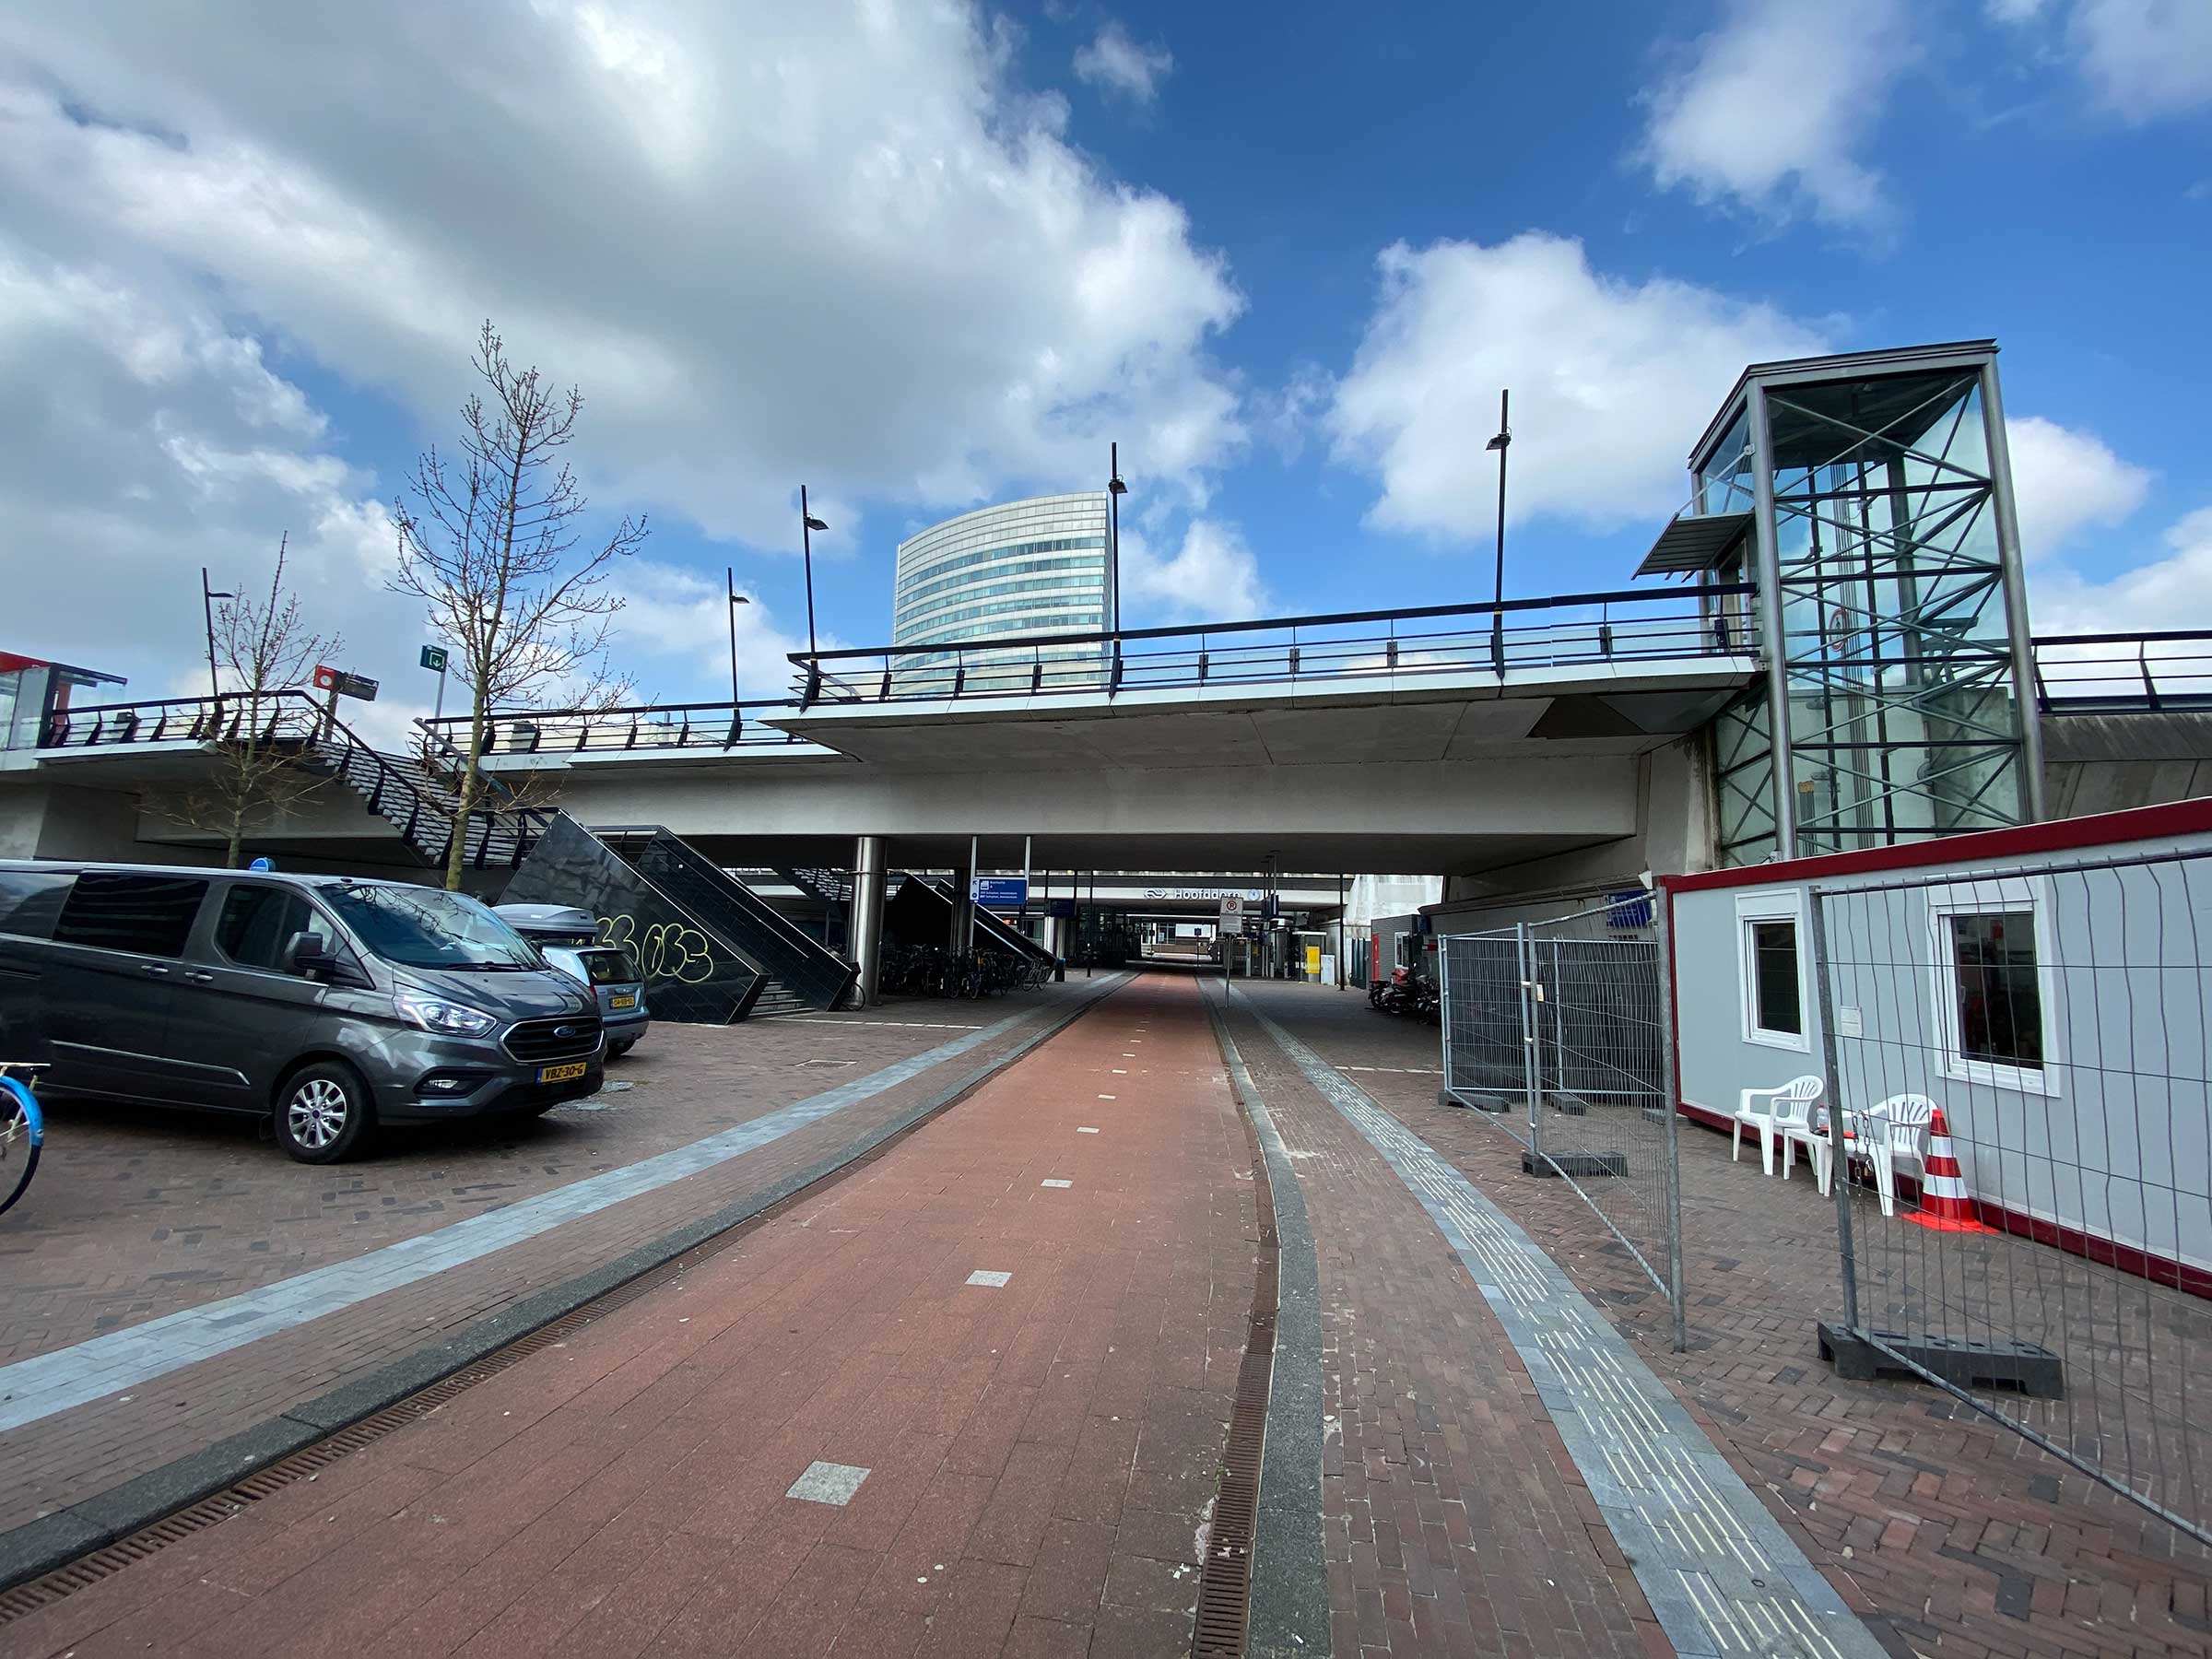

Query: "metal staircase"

xmin=298 ymin=723 xmax=545 ymax=872
xmin=34 ymin=688 xmax=547 ymax=874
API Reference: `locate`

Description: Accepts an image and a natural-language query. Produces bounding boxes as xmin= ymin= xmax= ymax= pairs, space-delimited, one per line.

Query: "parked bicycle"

xmin=1 ymin=1063 xmax=45 ymax=1218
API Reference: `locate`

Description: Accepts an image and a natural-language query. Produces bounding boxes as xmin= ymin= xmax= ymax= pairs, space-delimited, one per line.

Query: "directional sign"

xmin=312 ymin=665 xmax=379 ymax=701
xmin=419 ymin=645 xmax=448 ymax=673
xmin=972 ymin=877 xmax=1029 ymax=909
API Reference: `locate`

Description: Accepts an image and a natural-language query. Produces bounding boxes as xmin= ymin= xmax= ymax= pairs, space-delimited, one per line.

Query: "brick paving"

xmin=0 ymin=984 xmax=1104 ymax=1535
xmin=1230 ymin=979 xmax=2212 ymax=1659
xmin=1212 ymin=985 xmax=1665 ymax=1658
xmin=0 ymin=972 xmax=1256 ymax=1658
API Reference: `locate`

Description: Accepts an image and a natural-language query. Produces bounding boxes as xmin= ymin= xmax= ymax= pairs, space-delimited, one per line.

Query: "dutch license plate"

xmin=609 ymin=994 xmax=636 ymax=1009
xmin=537 ymin=1061 xmax=588 ymax=1083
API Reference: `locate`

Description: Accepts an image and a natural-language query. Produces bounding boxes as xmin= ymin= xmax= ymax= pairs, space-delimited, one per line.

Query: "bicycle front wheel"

xmin=0 ymin=1075 xmax=43 ymax=1219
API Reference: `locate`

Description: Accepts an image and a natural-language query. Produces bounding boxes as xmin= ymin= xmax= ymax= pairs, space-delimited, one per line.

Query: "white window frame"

xmin=1924 ymin=876 xmax=2061 ymax=1098
xmin=1735 ymin=888 xmax=1811 ymax=1053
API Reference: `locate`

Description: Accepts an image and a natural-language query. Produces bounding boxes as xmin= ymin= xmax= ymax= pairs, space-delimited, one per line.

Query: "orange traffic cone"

xmin=1901 ymin=1107 xmax=1995 ymax=1234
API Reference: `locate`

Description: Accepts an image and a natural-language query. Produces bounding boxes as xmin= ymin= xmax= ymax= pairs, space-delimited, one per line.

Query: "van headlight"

xmin=396 ymin=994 xmax=499 ymax=1036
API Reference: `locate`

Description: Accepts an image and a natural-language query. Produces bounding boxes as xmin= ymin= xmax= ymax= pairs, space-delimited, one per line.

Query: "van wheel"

xmin=275 ymin=1062 xmax=373 ymax=1163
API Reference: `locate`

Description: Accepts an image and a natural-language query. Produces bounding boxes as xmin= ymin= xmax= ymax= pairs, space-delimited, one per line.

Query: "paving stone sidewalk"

xmin=1212 ymin=985 xmax=1667 ymax=1659
xmin=1231 ymin=980 xmax=2212 ymax=1659
xmin=0 ymin=972 xmax=1255 ymax=1658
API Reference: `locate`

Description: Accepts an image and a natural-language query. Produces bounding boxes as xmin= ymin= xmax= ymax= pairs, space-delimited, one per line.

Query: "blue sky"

xmin=2 ymin=0 xmax=2207 ymax=735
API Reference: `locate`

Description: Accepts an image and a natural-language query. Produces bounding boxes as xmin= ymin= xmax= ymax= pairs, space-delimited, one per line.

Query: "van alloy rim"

xmin=288 ymin=1078 xmax=349 ymax=1149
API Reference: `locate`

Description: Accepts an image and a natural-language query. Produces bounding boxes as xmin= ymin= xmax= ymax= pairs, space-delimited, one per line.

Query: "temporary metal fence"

xmin=1808 ymin=850 xmax=2212 ymax=1547
xmin=1440 ymin=899 xmax=1686 ymax=1347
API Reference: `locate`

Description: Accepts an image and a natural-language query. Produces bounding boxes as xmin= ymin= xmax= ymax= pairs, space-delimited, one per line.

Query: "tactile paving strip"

xmin=1233 ymin=990 xmax=1888 ymax=1659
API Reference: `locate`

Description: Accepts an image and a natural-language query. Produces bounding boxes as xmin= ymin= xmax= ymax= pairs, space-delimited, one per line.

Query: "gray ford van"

xmin=0 ymin=862 xmax=604 ymax=1162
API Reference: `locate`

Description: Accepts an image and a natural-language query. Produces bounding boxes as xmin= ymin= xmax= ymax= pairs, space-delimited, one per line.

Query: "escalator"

xmin=884 ymin=872 xmax=1054 ymax=966
xmin=503 ymin=815 xmax=856 ymax=1021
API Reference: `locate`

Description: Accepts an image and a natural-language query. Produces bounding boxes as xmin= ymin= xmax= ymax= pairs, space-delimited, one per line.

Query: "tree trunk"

xmin=229 ymin=694 xmax=263 ymax=870
xmin=445 ymin=692 xmax=488 ymax=891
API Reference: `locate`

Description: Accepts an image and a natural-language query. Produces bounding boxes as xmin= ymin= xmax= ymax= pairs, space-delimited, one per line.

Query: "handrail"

xmin=789 ymin=581 xmax=1757 ymax=664
xmin=2030 ymin=630 xmax=2212 ymax=647
xmin=33 ymin=687 xmax=546 ymax=869
xmin=2030 ymin=632 xmax=2212 ymax=714
xmin=414 ymin=698 xmax=815 ymax=757
xmin=785 ymin=588 xmax=1755 ymax=710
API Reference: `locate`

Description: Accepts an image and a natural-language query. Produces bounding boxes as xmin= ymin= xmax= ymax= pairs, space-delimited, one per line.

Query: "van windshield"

xmin=322 ymin=883 xmax=544 ymax=970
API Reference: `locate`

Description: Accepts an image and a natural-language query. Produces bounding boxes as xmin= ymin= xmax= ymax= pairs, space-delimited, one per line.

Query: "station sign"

xmin=312 ymin=665 xmax=379 ymax=701
xmin=973 ymin=877 xmax=1029 ymax=909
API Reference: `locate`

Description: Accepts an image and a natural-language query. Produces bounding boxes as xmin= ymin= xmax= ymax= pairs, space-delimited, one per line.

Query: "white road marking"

xmin=788 ymin=1461 xmax=871 ymax=1505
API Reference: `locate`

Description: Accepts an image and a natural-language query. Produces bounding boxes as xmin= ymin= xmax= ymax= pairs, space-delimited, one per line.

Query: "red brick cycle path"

xmin=0 ymin=972 xmax=1259 ymax=1659
xmin=0 ymin=989 xmax=1100 ymax=1536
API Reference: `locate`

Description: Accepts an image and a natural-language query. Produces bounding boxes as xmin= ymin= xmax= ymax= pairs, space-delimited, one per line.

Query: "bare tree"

xmin=391 ymin=320 xmax=646 ymax=889
xmin=165 ymin=536 xmax=342 ymax=868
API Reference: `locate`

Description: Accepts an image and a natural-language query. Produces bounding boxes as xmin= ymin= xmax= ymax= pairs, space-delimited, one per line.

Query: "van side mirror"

xmin=285 ymin=930 xmax=337 ymax=979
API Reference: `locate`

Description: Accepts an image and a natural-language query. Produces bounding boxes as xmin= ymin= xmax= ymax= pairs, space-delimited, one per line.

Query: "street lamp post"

xmin=1486 ymin=390 xmax=1512 ymax=662
xmin=726 ymin=570 xmax=750 ymax=738
xmin=200 ymin=567 xmax=234 ymax=702
xmin=1107 ymin=443 xmax=1127 ymax=635
xmin=800 ymin=485 xmax=829 ymax=658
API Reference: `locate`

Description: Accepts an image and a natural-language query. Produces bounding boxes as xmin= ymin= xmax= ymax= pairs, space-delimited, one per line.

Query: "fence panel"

xmin=1441 ymin=901 xmax=1684 ymax=1346
xmin=1811 ymin=853 xmax=2212 ymax=1547
xmin=1440 ymin=929 xmax=1534 ymax=1146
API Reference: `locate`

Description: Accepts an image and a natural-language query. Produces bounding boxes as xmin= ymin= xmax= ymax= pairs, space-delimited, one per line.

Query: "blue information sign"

xmin=248 ymin=856 xmax=276 ymax=872
xmin=972 ymin=877 xmax=1029 ymax=909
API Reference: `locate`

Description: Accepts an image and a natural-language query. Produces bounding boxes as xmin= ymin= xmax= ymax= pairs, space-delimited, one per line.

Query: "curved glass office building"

xmin=892 ymin=494 xmax=1112 ymax=685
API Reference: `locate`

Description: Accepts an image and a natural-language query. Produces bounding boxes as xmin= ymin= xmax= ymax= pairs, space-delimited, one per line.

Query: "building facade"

xmin=891 ymin=493 xmax=1113 ymax=679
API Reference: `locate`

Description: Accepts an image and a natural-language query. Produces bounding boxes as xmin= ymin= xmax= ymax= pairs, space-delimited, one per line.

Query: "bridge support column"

xmin=950 ymin=836 xmax=975 ymax=954
xmin=851 ymin=835 xmax=885 ymax=1008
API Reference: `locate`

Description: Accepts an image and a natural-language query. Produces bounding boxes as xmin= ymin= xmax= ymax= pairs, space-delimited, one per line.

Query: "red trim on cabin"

xmin=1661 ymin=796 xmax=2212 ymax=895
xmin=1673 ymin=1101 xmax=2212 ymax=1300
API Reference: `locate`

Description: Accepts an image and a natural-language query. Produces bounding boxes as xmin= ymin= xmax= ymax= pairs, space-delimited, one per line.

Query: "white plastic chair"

xmin=1734 ymin=1076 xmax=1822 ymax=1175
xmin=1774 ymin=1089 xmax=1836 ymax=1193
xmin=1858 ymin=1094 xmax=1936 ymax=1217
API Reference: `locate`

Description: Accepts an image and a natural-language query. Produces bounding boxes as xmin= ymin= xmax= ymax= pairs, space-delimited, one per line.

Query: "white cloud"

xmin=2032 ymin=506 xmax=2212 ymax=633
xmin=1326 ymin=232 xmax=1831 ymax=538
xmin=1074 ymin=21 xmax=1174 ymax=106
xmin=0 ymin=252 xmax=403 ymax=695
xmin=1123 ymin=519 xmax=1266 ymax=622
xmin=2066 ymin=0 xmax=2212 ymax=118
xmin=1988 ymin=0 xmax=2212 ymax=119
xmin=1638 ymin=0 xmax=1912 ymax=229
xmin=0 ymin=1 xmax=1243 ymax=553
xmin=2004 ymin=416 xmax=2152 ymax=560
xmin=607 ymin=559 xmax=820 ymax=703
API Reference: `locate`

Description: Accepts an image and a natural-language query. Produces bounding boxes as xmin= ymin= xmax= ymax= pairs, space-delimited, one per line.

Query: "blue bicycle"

xmin=1 ymin=1063 xmax=43 ymax=1218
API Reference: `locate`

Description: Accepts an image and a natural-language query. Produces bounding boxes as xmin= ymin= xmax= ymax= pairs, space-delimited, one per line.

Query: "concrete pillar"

xmin=851 ymin=835 xmax=886 ymax=1008
xmin=948 ymin=854 xmax=971 ymax=952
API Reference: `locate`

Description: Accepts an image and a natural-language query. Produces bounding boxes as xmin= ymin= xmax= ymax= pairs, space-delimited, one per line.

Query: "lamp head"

xmin=804 ymin=514 xmax=829 ymax=532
